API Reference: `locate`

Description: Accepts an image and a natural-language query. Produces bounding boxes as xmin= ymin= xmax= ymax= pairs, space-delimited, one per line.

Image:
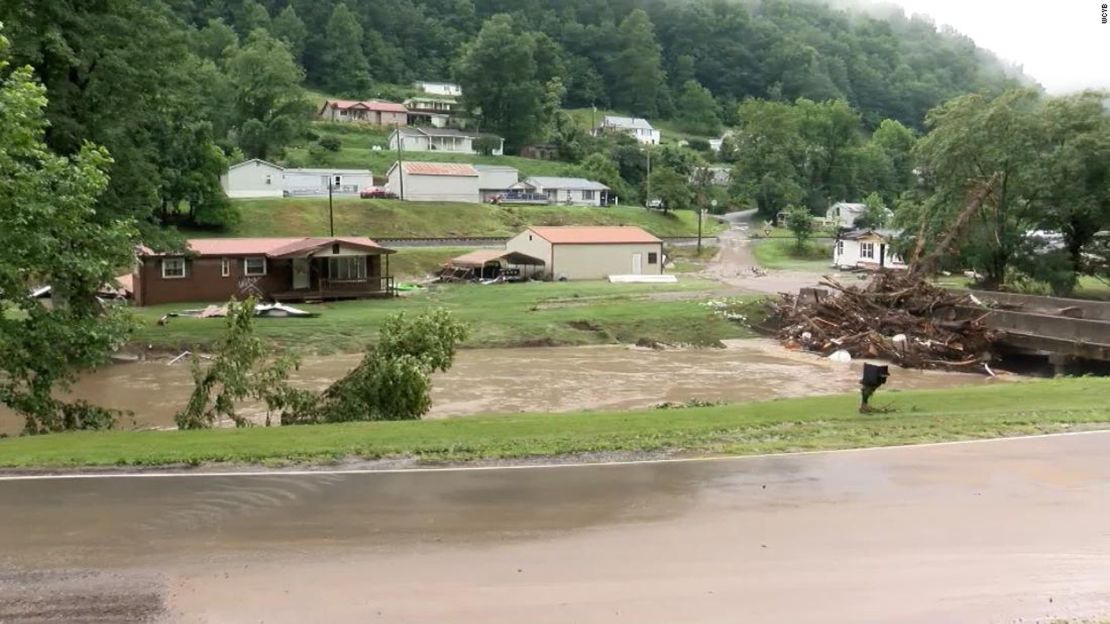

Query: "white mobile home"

xmin=514 ymin=177 xmax=610 ymax=207
xmin=386 ymin=161 xmax=481 ymax=203
xmin=220 ymin=159 xmax=285 ymax=199
xmin=506 ymin=226 xmax=663 ymax=280
xmin=833 ymin=229 xmax=907 ymax=271
xmin=283 ymin=168 xmax=373 ymax=196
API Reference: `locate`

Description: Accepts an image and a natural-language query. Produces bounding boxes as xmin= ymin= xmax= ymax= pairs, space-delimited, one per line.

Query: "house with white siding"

xmin=388 ymin=127 xmax=504 ymax=155
xmin=385 ymin=161 xmax=481 ymax=203
xmin=592 ymin=115 xmax=660 ymax=145
xmin=512 ymin=177 xmax=610 ymax=207
xmin=474 ymin=165 xmax=520 ymax=202
xmin=220 ymin=159 xmax=372 ymax=199
xmin=833 ymin=229 xmax=907 ymax=271
xmin=506 ymin=226 xmax=663 ymax=280
xmin=413 ymin=81 xmax=462 ymax=98
xmin=220 ymin=159 xmax=285 ymax=199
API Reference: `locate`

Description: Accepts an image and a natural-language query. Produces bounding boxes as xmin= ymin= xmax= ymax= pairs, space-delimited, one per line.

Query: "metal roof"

xmin=449 ymin=249 xmax=546 ymax=267
xmin=397 ymin=162 xmax=480 ymax=177
xmin=601 ymin=115 xmax=655 ymax=130
xmin=142 ymin=237 xmax=393 ymax=257
xmin=523 ymin=176 xmax=609 ymax=191
xmin=527 ymin=226 xmax=661 ymax=245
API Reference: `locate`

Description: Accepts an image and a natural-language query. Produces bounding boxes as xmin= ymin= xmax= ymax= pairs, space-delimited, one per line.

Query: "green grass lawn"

xmin=752 ymin=238 xmax=834 ymax=272
xmin=193 ymin=198 xmax=723 ymax=239
xmin=390 ymin=246 xmax=474 ymax=279
xmin=936 ymin=275 xmax=1110 ymax=301
xmin=2 ymin=378 xmax=1106 ymax=468
xmin=133 ymin=279 xmax=747 ymax=353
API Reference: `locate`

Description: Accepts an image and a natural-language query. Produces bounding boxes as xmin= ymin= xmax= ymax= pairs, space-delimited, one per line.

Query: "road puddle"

xmin=0 ymin=339 xmax=999 ymax=435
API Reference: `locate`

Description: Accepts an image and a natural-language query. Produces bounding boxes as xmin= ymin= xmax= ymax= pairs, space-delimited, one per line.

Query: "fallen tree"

xmin=768 ymin=272 xmax=998 ymax=371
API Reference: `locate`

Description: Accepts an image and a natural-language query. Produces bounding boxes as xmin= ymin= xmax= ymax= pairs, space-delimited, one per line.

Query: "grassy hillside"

xmin=199 ymin=198 xmax=724 ymax=238
xmin=564 ymin=107 xmax=726 ymax=144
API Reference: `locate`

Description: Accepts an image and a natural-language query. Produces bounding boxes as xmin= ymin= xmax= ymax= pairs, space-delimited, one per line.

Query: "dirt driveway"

xmin=703 ymin=210 xmax=826 ymax=295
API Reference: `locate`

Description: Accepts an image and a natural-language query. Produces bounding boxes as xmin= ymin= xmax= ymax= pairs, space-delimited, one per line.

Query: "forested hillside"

xmin=171 ymin=0 xmax=1025 ymax=129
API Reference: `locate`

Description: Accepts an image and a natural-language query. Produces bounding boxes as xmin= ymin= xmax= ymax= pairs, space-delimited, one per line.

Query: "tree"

xmin=176 ymin=298 xmax=301 ymax=429
xmin=567 ymin=152 xmax=631 ymax=201
xmin=610 ymin=10 xmax=664 ymax=117
xmin=225 ymin=29 xmax=312 ymax=160
xmin=795 ymin=98 xmax=863 ymax=211
xmin=270 ymin=4 xmax=307 ymax=62
xmin=784 ymin=205 xmax=815 ymax=250
xmin=729 ymin=99 xmax=804 ymax=217
xmin=646 ymin=166 xmax=693 ymax=213
xmin=195 ymin=18 xmax=239 ymax=61
xmin=320 ymin=3 xmax=372 ymax=96
xmin=855 ymin=192 xmax=889 ymax=229
xmin=455 ymin=14 xmax=543 ymax=151
xmin=0 ymin=28 xmax=139 ymax=434
xmin=675 ymin=80 xmax=722 ymax=136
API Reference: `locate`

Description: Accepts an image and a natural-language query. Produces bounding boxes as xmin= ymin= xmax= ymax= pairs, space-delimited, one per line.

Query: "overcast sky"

xmin=877 ymin=0 xmax=1110 ymax=93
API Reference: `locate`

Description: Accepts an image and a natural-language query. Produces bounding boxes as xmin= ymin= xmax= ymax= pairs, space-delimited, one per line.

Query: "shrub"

xmin=318 ymin=136 xmax=342 ymax=152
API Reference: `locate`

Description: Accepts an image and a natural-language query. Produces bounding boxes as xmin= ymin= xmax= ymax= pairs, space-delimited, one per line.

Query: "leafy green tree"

xmin=675 ymin=80 xmax=722 ymax=136
xmin=855 ymin=192 xmax=889 ymax=229
xmin=795 ymin=98 xmax=863 ymax=211
xmin=225 ymin=29 xmax=312 ymax=160
xmin=270 ymin=4 xmax=307 ymax=62
xmin=784 ymin=205 xmax=815 ymax=250
xmin=236 ymin=0 xmax=271 ymax=35
xmin=455 ymin=14 xmax=543 ymax=151
xmin=0 ymin=30 xmax=139 ymax=434
xmin=729 ymin=99 xmax=804 ymax=217
xmin=646 ymin=166 xmax=693 ymax=213
xmin=195 ymin=18 xmax=239 ymax=61
xmin=610 ymin=9 xmax=664 ymax=117
xmin=321 ymin=2 xmax=372 ymax=96
xmin=566 ymin=152 xmax=631 ymax=201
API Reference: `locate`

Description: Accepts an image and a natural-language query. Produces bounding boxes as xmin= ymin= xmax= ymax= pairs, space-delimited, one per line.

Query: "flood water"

xmin=0 ymin=340 xmax=1000 ymax=435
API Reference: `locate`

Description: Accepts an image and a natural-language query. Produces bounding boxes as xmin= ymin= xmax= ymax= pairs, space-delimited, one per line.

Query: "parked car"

xmin=360 ymin=186 xmax=398 ymax=199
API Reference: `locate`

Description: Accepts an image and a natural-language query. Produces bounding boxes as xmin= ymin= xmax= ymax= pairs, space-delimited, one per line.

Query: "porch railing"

xmin=318 ymin=276 xmax=395 ymax=294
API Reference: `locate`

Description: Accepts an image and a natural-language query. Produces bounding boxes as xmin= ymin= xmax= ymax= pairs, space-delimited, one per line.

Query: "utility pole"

xmin=645 ymin=147 xmax=651 ymax=210
xmin=395 ymin=133 xmax=405 ymax=201
xmin=328 ymin=176 xmax=335 ymax=236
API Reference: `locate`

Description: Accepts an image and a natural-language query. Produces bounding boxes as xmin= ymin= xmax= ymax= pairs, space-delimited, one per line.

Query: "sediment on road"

xmin=0 ymin=378 xmax=1107 ymax=472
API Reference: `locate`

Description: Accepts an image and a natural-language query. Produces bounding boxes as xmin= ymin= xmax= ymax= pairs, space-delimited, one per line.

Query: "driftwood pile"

xmin=772 ymin=272 xmax=998 ymax=371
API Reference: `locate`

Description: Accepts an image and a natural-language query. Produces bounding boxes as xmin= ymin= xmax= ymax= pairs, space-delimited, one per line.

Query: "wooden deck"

xmin=271 ymin=276 xmax=395 ymax=302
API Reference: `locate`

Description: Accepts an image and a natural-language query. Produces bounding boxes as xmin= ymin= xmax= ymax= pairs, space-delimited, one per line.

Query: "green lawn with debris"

xmin=752 ymin=238 xmax=835 ymax=272
xmin=130 ymin=279 xmax=753 ymax=354
xmin=191 ymin=198 xmax=723 ymax=239
xmin=2 ymin=378 xmax=1107 ymax=469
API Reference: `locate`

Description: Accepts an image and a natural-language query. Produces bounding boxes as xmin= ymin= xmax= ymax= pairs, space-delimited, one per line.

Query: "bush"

xmin=686 ymin=138 xmax=711 ymax=152
xmin=303 ymin=129 xmax=319 ymax=142
xmin=318 ymin=136 xmax=342 ymax=152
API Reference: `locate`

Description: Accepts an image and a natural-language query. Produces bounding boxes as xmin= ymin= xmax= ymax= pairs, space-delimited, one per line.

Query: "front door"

xmin=631 ymin=253 xmax=643 ymax=274
xmin=879 ymin=244 xmax=887 ymax=269
xmin=293 ymin=258 xmax=310 ymax=289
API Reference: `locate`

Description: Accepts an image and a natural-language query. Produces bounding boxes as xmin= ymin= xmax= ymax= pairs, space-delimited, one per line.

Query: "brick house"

xmin=133 ymin=237 xmax=396 ymax=306
xmin=317 ymin=99 xmax=408 ymax=126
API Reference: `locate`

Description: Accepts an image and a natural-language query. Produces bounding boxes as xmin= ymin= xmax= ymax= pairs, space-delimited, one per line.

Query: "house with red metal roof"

xmin=132 ymin=237 xmax=396 ymax=306
xmin=385 ymin=161 xmax=481 ymax=203
xmin=505 ymin=226 xmax=664 ymax=280
xmin=317 ymin=99 xmax=408 ymax=126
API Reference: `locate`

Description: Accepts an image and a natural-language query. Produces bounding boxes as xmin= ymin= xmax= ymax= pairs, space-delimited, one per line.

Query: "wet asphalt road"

xmin=2 ymin=433 xmax=1110 ymax=623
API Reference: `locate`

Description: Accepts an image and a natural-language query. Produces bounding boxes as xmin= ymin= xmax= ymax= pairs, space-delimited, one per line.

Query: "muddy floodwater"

xmin=0 ymin=339 xmax=1000 ymax=435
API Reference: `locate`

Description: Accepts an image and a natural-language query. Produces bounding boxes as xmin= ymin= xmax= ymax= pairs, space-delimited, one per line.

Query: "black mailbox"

xmin=859 ymin=363 xmax=890 ymax=412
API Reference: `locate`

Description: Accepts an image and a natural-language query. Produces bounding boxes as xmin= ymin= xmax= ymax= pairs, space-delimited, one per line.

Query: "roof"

xmin=142 ymin=237 xmax=394 ymax=258
xmin=473 ymin=164 xmax=519 ymax=173
xmin=601 ymin=115 xmax=655 ymax=130
xmin=285 ymin=167 xmax=372 ymax=176
xmin=227 ymin=158 xmax=283 ymax=172
xmin=449 ymin=249 xmax=546 ymax=267
xmin=523 ymin=176 xmax=609 ymax=191
xmin=395 ymin=127 xmax=502 ymax=141
xmin=322 ymin=99 xmax=408 ymax=113
xmin=393 ymin=162 xmax=480 ymax=177
xmin=829 ymin=202 xmax=867 ymax=213
xmin=527 ymin=226 xmax=661 ymax=245
xmin=842 ymin=229 xmax=902 ymax=241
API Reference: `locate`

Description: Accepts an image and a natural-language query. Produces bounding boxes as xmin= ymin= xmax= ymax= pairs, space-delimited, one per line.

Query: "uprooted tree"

xmin=0 ymin=26 xmax=139 ymax=435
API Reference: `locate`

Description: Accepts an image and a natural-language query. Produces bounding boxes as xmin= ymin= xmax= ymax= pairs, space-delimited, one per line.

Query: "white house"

xmin=412 ymin=81 xmax=462 ymax=98
xmin=220 ymin=159 xmax=372 ymax=199
xmin=592 ymin=115 xmax=660 ymax=145
xmin=474 ymin=165 xmax=520 ymax=202
xmin=403 ymin=96 xmax=459 ymax=128
xmin=833 ymin=229 xmax=907 ymax=271
xmin=506 ymin=226 xmax=664 ymax=280
xmin=220 ymin=159 xmax=285 ymax=199
xmin=513 ymin=176 xmax=610 ymax=207
xmin=386 ymin=161 xmax=481 ymax=203
xmin=825 ymin=202 xmax=867 ymax=228
xmin=388 ymin=127 xmax=504 ymax=156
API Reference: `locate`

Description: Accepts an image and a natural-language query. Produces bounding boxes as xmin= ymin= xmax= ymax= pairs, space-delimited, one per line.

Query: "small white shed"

xmin=220 ymin=159 xmax=284 ymax=199
xmin=833 ymin=229 xmax=907 ymax=271
xmin=506 ymin=226 xmax=664 ymax=280
xmin=386 ymin=161 xmax=481 ymax=203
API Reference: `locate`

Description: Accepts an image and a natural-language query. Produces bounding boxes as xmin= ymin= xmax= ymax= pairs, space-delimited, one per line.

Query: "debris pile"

xmin=771 ymin=272 xmax=997 ymax=371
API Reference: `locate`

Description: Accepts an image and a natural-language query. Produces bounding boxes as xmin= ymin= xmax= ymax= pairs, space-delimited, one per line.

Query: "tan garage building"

xmin=506 ymin=226 xmax=663 ymax=280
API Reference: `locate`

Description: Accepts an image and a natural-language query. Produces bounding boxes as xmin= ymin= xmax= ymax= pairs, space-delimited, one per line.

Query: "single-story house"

xmin=317 ymin=99 xmax=408 ymax=126
xmin=592 ymin=115 xmax=660 ymax=145
xmin=474 ymin=164 xmax=520 ymax=202
xmin=413 ymin=80 xmax=462 ymax=98
xmin=833 ymin=229 xmax=907 ymax=271
xmin=133 ymin=237 xmax=397 ymax=306
xmin=513 ymin=177 xmax=610 ymax=207
xmin=506 ymin=226 xmax=663 ymax=280
xmin=219 ymin=159 xmax=372 ymax=198
xmin=385 ymin=161 xmax=481 ymax=203
xmin=825 ymin=202 xmax=867 ymax=229
xmin=403 ymin=97 xmax=459 ymax=128
xmin=220 ymin=159 xmax=285 ymax=199
xmin=283 ymin=168 xmax=373 ymax=196
xmin=388 ymin=127 xmax=504 ymax=156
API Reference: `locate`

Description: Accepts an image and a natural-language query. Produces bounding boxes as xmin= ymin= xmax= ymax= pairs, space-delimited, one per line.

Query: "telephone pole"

xmin=645 ymin=147 xmax=652 ymax=209
xmin=395 ymin=133 xmax=405 ymax=201
xmin=328 ymin=176 xmax=335 ymax=236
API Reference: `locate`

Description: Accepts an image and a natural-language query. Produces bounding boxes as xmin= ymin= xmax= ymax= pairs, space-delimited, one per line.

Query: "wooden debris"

xmin=769 ymin=272 xmax=998 ymax=371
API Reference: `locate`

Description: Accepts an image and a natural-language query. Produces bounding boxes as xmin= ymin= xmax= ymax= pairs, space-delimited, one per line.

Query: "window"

xmin=648 ymin=252 xmax=658 ymax=265
xmin=545 ymin=189 xmax=558 ymax=200
xmin=835 ymin=240 xmax=844 ymax=256
xmin=582 ymin=190 xmax=595 ymax=200
xmin=221 ymin=257 xmax=231 ymax=277
xmin=161 ymin=257 xmax=186 ymax=279
xmin=264 ymin=174 xmax=272 ymax=185
xmin=328 ymin=256 xmax=367 ymax=281
xmin=244 ymin=257 xmax=267 ymax=276
xmin=860 ymin=242 xmax=875 ymax=260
